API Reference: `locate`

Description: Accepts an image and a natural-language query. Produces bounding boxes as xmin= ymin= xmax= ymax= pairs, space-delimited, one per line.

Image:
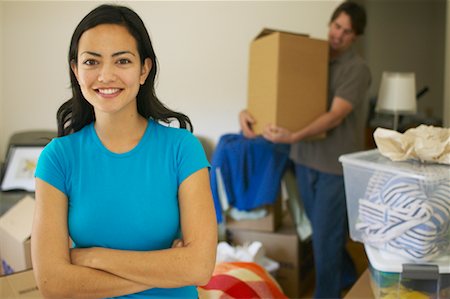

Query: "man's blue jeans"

xmin=295 ymin=164 xmax=356 ymax=298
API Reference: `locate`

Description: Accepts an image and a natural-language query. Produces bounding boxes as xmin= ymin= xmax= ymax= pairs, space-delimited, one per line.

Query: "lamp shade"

xmin=376 ymin=72 xmax=417 ymax=114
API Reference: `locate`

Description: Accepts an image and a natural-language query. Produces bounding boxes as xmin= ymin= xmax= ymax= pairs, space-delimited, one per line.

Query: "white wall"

xmin=444 ymin=0 xmax=450 ymax=127
xmin=362 ymin=0 xmax=446 ymax=123
xmin=0 ymin=0 xmax=338 ymax=159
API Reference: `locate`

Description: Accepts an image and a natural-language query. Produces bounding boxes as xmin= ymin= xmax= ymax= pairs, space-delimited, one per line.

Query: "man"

xmin=240 ymin=2 xmax=371 ymax=298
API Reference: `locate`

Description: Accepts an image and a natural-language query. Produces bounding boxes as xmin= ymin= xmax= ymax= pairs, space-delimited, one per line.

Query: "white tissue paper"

xmin=374 ymin=125 xmax=450 ymax=164
xmin=216 ymin=241 xmax=280 ymax=274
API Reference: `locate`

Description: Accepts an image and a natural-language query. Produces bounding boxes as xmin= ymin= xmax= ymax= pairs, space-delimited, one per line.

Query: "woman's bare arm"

xmin=32 ymin=179 xmax=151 ymax=299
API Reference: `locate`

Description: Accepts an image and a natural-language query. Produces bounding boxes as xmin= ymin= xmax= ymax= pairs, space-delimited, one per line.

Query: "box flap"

xmin=254 ymin=28 xmax=309 ymax=40
xmin=0 ymin=196 xmax=35 ymax=242
xmin=0 ymin=270 xmax=42 ymax=298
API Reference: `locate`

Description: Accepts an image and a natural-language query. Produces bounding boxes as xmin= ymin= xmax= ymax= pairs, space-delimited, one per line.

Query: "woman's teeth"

xmin=98 ymin=88 xmax=119 ymax=94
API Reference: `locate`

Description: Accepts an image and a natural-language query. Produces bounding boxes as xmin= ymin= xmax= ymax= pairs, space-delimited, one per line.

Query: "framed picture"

xmin=0 ymin=145 xmax=45 ymax=192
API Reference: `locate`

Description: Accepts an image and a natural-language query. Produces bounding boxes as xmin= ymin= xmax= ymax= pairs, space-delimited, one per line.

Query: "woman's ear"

xmin=140 ymin=58 xmax=152 ymax=85
xmin=70 ymin=60 xmax=79 ymax=82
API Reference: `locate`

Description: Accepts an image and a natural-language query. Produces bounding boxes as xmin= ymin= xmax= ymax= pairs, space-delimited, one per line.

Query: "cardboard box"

xmin=344 ymin=270 xmax=373 ymax=299
xmin=0 ymin=196 xmax=34 ymax=275
xmin=225 ymin=195 xmax=282 ymax=232
xmin=0 ymin=269 xmax=42 ymax=298
xmin=247 ymin=28 xmax=329 ymax=135
xmin=227 ymin=223 xmax=314 ymax=298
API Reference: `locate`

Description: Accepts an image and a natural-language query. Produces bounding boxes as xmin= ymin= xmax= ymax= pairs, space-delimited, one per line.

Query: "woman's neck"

xmin=94 ymin=113 xmax=148 ymax=154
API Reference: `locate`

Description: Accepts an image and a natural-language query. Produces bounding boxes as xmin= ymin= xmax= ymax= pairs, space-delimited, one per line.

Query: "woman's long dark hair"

xmin=57 ymin=4 xmax=192 ymax=136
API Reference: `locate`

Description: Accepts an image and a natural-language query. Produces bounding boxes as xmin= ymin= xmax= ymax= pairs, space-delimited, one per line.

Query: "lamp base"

xmin=393 ymin=112 xmax=399 ymax=131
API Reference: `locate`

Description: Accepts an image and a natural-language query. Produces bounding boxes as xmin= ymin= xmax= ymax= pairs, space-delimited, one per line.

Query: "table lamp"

xmin=376 ymin=72 xmax=417 ymax=131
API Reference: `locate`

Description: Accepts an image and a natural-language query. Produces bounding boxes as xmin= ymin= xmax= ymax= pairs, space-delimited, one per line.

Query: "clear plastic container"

xmin=365 ymin=244 xmax=450 ymax=299
xmin=339 ymin=149 xmax=450 ymax=261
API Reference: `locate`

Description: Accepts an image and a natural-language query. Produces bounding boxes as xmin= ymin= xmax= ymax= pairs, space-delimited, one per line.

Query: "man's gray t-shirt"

xmin=290 ymin=48 xmax=371 ymax=175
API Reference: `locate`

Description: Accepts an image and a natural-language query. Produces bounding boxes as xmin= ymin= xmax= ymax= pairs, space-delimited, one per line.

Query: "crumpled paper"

xmin=373 ymin=125 xmax=450 ymax=164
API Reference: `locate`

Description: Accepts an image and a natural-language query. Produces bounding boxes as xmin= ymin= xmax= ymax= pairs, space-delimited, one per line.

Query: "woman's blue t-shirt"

xmin=35 ymin=120 xmax=210 ymax=298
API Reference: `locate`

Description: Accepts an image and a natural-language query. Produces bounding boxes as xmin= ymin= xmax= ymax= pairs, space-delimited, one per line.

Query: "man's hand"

xmin=263 ymin=124 xmax=296 ymax=144
xmin=239 ymin=110 xmax=257 ymax=138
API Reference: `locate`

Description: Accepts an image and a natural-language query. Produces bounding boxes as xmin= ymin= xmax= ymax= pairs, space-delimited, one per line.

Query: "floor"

xmin=299 ymin=239 xmax=369 ymax=299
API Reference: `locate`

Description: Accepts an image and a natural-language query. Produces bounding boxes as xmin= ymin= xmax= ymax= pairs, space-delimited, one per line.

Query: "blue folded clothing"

xmin=210 ymin=134 xmax=290 ymax=223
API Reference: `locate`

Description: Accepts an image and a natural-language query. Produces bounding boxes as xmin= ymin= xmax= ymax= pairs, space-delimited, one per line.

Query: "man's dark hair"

xmin=330 ymin=1 xmax=367 ymax=35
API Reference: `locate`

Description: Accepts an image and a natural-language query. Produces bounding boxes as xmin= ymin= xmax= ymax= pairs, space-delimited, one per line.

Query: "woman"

xmin=32 ymin=4 xmax=217 ymax=298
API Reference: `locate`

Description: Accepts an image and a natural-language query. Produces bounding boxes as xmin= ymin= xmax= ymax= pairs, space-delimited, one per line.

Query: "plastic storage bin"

xmin=339 ymin=149 xmax=450 ymax=262
xmin=365 ymin=244 xmax=450 ymax=299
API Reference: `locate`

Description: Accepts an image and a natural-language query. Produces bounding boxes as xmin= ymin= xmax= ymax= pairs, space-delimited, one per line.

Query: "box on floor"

xmin=0 ymin=196 xmax=34 ymax=275
xmin=0 ymin=269 xmax=42 ymax=298
xmin=247 ymin=28 xmax=328 ymax=135
xmin=227 ymin=223 xmax=314 ymax=298
xmin=225 ymin=195 xmax=282 ymax=232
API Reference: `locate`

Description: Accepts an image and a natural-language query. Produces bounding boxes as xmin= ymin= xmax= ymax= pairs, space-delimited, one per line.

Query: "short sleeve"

xmin=176 ymin=132 xmax=210 ymax=186
xmin=35 ymin=139 xmax=68 ymax=195
xmin=335 ymin=61 xmax=371 ymax=107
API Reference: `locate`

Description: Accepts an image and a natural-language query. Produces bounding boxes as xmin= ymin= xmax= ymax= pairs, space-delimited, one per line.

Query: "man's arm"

xmin=263 ymin=96 xmax=353 ymax=144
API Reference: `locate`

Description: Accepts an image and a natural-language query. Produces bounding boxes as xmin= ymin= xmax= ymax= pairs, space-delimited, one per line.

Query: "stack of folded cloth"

xmin=356 ymin=171 xmax=450 ymax=261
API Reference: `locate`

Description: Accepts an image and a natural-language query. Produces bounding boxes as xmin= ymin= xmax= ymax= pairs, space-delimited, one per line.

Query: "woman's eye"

xmin=117 ymin=58 xmax=131 ymax=65
xmin=83 ymin=59 xmax=98 ymax=66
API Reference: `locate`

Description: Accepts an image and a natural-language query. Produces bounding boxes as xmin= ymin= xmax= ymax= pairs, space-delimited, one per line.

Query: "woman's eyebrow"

xmin=112 ymin=51 xmax=136 ymax=57
xmin=80 ymin=51 xmax=101 ymax=57
xmin=79 ymin=51 xmax=136 ymax=57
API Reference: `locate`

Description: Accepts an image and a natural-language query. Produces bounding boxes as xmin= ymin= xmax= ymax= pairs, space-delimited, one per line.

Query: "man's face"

xmin=328 ymin=12 xmax=356 ymax=53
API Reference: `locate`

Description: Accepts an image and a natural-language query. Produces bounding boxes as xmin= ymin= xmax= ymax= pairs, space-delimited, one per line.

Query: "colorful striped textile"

xmin=198 ymin=262 xmax=288 ymax=299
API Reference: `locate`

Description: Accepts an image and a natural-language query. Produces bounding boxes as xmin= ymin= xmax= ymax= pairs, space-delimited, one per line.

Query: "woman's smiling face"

xmin=71 ymin=24 xmax=151 ymax=117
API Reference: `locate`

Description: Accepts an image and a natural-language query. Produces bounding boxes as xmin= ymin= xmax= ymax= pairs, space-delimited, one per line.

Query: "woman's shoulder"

xmin=45 ymin=124 xmax=91 ymax=152
xmin=151 ymin=120 xmax=194 ymax=139
xmin=149 ymin=120 xmax=203 ymax=154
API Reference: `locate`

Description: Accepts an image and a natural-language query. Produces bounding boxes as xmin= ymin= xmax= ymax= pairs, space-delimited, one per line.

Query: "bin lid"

xmin=339 ymin=149 xmax=450 ymax=181
xmin=365 ymin=244 xmax=450 ymax=274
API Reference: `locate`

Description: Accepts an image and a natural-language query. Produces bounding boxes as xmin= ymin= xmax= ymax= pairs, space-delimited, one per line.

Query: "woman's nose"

xmin=98 ymin=64 xmax=116 ymax=83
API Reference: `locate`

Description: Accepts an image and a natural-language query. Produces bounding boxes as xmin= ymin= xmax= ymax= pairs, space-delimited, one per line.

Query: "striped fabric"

xmin=198 ymin=262 xmax=287 ymax=299
xmin=356 ymin=171 xmax=450 ymax=261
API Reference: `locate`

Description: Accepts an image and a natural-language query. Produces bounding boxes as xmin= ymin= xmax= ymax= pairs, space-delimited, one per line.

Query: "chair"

xmin=1 ymin=130 xmax=56 ymax=191
xmin=6 ymin=130 xmax=57 ymax=148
